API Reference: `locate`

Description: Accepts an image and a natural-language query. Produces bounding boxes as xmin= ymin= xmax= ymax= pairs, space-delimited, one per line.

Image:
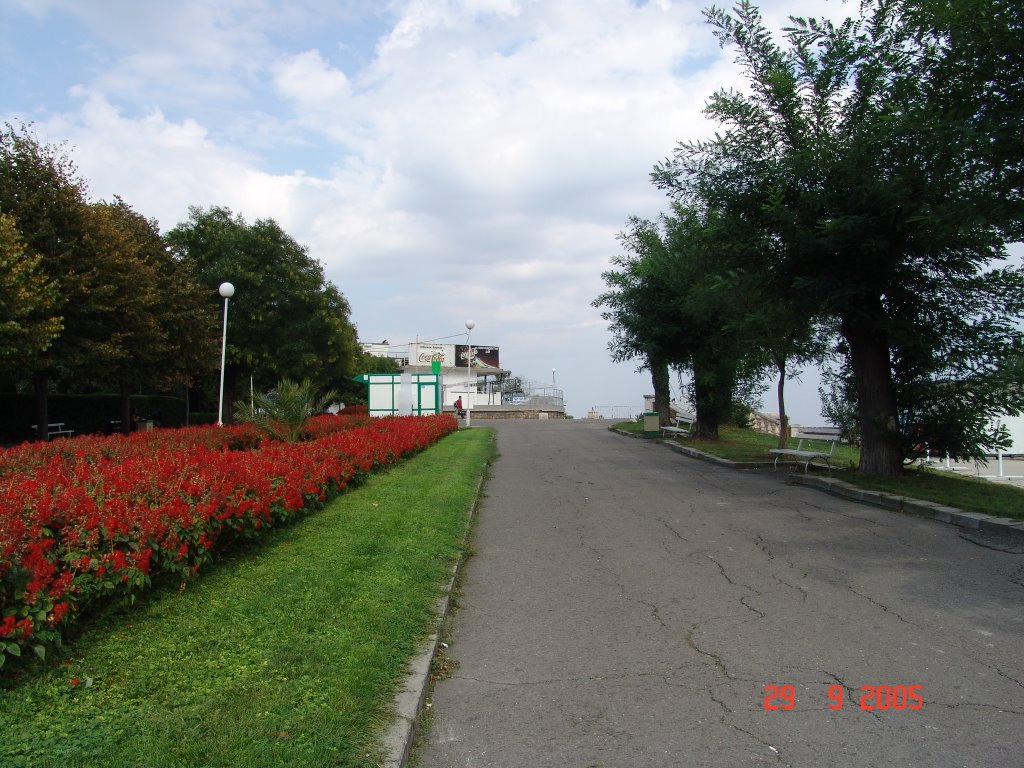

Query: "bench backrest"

xmin=793 ymin=427 xmax=842 ymax=455
xmin=673 ymin=413 xmax=696 ymax=432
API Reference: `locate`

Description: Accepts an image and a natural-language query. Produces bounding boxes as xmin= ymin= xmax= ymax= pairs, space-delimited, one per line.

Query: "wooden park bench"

xmin=661 ymin=412 xmax=696 ymax=439
xmin=769 ymin=426 xmax=842 ymax=472
xmin=30 ymin=422 xmax=75 ymax=440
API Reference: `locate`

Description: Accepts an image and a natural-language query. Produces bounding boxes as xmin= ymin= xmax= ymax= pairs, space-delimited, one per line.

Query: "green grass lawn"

xmin=0 ymin=428 xmax=494 ymax=768
xmin=614 ymin=421 xmax=1024 ymax=520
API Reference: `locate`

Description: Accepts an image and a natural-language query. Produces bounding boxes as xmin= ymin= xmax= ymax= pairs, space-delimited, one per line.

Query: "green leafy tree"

xmin=167 ymin=206 xmax=359 ymax=422
xmin=338 ymin=350 xmax=400 ymax=404
xmin=0 ymin=212 xmax=62 ymax=371
xmin=81 ymin=199 xmax=215 ymax=432
xmin=0 ymin=123 xmax=100 ymax=439
xmin=594 ymin=217 xmax=679 ymax=427
xmin=597 ymin=206 xmax=768 ymax=439
xmin=654 ymin=1 xmax=1024 ymax=474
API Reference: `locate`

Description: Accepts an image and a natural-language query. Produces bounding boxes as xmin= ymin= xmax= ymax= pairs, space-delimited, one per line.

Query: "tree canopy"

xmin=633 ymin=0 xmax=1024 ymax=474
xmin=0 ymin=124 xmax=217 ymax=437
xmin=0 ymin=212 xmax=61 ymax=372
xmin=167 ymin=206 xmax=361 ymax=420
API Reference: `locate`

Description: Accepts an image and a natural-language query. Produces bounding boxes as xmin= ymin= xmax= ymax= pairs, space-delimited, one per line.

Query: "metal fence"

xmin=493 ymin=378 xmax=564 ymax=409
xmin=584 ymin=406 xmax=641 ymax=421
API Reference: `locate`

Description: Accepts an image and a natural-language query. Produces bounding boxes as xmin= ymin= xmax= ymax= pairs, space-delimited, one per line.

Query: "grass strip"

xmin=0 ymin=428 xmax=494 ymax=768
xmin=614 ymin=422 xmax=1024 ymax=520
xmin=833 ymin=468 xmax=1024 ymax=520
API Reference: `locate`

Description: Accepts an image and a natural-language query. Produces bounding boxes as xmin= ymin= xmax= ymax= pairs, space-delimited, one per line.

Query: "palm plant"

xmin=234 ymin=378 xmax=339 ymax=442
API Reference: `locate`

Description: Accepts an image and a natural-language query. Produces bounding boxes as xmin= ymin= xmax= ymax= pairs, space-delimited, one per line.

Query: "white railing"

xmin=586 ymin=406 xmax=641 ymax=420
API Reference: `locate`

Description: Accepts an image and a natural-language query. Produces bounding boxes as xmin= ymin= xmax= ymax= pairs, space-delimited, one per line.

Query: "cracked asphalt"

xmin=415 ymin=420 xmax=1024 ymax=768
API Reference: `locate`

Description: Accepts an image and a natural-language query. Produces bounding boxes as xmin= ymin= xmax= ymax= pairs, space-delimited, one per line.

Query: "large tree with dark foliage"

xmin=653 ymin=0 xmax=1024 ymax=474
xmin=594 ymin=217 xmax=680 ymax=428
xmin=167 ymin=206 xmax=360 ymax=421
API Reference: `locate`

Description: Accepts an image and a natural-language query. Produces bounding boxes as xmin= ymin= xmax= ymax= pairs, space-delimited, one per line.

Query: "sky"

xmin=1 ymin=0 xmax=887 ymax=420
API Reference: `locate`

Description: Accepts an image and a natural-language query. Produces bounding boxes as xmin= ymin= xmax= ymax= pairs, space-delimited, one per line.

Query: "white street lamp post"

xmin=552 ymin=368 xmax=556 ymax=386
xmin=217 ymin=282 xmax=235 ymax=426
xmin=465 ymin=319 xmax=475 ymax=427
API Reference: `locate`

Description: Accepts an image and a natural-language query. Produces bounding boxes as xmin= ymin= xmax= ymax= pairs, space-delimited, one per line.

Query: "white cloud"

xmin=273 ymin=50 xmax=351 ymax=108
xmin=3 ymin=0 xmax=857 ymax=419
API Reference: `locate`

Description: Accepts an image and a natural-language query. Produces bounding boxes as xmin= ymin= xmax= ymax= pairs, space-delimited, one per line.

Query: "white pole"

xmin=465 ymin=319 xmax=475 ymax=427
xmin=217 ymin=282 xmax=235 ymax=426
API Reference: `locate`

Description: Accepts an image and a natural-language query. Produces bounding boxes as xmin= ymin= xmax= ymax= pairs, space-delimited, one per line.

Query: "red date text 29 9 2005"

xmin=763 ymin=684 xmax=924 ymax=711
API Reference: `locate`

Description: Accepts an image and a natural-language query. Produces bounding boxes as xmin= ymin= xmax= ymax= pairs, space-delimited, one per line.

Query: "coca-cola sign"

xmin=409 ymin=343 xmax=456 ymax=368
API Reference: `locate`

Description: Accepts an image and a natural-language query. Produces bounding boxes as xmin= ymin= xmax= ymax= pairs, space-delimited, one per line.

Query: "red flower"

xmin=0 ymin=414 xmax=457 ymax=660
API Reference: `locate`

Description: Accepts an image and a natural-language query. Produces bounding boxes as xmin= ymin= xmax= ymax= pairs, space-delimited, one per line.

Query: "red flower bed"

xmin=0 ymin=414 xmax=457 ymax=666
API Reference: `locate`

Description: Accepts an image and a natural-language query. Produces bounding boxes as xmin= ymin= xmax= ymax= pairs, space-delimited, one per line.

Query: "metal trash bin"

xmin=642 ymin=411 xmax=660 ymax=437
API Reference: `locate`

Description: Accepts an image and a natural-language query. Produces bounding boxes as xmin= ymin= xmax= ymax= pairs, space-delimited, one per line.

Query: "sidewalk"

xmin=410 ymin=420 xmax=1024 ymax=767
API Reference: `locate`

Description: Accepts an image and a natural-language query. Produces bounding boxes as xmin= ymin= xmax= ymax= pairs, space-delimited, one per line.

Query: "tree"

xmin=0 ymin=123 xmax=97 ymax=440
xmin=596 ymin=206 xmax=766 ymax=439
xmin=594 ymin=217 xmax=679 ymax=427
xmin=81 ymin=199 xmax=215 ymax=432
xmin=654 ymin=1 xmax=1024 ymax=474
xmin=338 ymin=350 xmax=400 ymax=404
xmin=167 ymin=207 xmax=360 ymax=421
xmin=0 ymin=212 xmax=62 ymax=372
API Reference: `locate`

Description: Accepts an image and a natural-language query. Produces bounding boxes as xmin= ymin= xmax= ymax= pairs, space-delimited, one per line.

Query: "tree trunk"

xmin=692 ymin=354 xmax=737 ymax=440
xmin=650 ymin=355 xmax=672 ymax=426
xmin=33 ymin=373 xmax=49 ymax=442
xmin=841 ymin=310 xmax=903 ymax=476
xmin=119 ymin=380 xmax=133 ymax=435
xmin=775 ymin=354 xmax=789 ymax=449
xmin=693 ymin=374 xmax=720 ymax=438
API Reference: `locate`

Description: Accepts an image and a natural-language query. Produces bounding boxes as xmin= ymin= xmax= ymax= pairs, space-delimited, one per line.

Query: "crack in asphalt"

xmin=771 ymin=572 xmax=810 ymax=602
xmin=959 ymin=532 xmax=1024 ymax=555
xmin=708 ymin=689 xmax=733 ymax=714
xmin=1012 ymin=564 xmax=1024 ymax=588
xmin=723 ymin=722 xmax=792 ymax=766
xmin=844 ymin=585 xmax=915 ymax=625
xmin=740 ymin=595 xmax=767 ymax=619
xmin=635 ymin=596 xmax=669 ymax=630
xmin=754 ymin=535 xmax=776 ymax=563
xmin=686 ymin=625 xmax=733 ymax=680
xmin=976 ymin=659 xmax=1024 ymax=691
xmin=658 ymin=516 xmax=690 ymax=542
xmin=754 ymin=535 xmax=810 ymax=601
xmin=703 ymin=553 xmax=765 ymax=619
xmin=822 ymin=670 xmax=882 ymax=721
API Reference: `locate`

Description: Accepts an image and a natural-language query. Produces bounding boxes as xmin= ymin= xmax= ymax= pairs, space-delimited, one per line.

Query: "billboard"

xmin=455 ymin=344 xmax=500 ymax=369
xmin=408 ymin=343 xmax=457 ymax=368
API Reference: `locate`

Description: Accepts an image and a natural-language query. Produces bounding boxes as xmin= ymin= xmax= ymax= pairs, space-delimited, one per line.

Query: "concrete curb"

xmin=611 ymin=426 xmax=1024 ymax=539
xmin=380 ymin=455 xmax=491 ymax=767
xmin=662 ymin=440 xmax=778 ymax=470
xmin=609 ymin=427 xmax=777 ymax=469
xmin=789 ymin=473 xmax=1024 ymax=538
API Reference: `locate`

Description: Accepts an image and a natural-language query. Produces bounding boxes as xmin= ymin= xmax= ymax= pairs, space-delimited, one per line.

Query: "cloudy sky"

xmin=3 ymin=0 xmax=856 ymax=419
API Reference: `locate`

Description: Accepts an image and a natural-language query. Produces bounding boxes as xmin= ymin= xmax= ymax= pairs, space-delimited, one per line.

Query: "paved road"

xmin=416 ymin=420 xmax=1024 ymax=768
